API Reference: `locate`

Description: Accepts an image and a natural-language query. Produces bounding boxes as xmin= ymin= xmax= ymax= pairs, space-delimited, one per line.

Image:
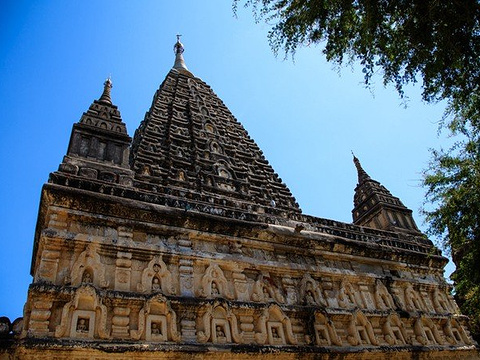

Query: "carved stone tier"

xmin=15 ymin=181 xmax=476 ymax=359
xmin=55 ymin=79 xmax=133 ymax=188
xmin=352 ymin=156 xmax=421 ymax=235
xmin=130 ymin=69 xmax=300 ymax=217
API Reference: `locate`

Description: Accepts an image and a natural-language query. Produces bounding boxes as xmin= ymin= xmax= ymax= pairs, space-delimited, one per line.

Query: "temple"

xmin=0 ymin=38 xmax=478 ymax=360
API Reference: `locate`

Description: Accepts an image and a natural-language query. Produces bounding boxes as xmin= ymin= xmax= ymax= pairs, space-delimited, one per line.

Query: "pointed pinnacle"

xmin=98 ymin=77 xmax=113 ymax=104
xmin=173 ymin=35 xmax=189 ymax=71
xmin=352 ymin=152 xmax=371 ymax=184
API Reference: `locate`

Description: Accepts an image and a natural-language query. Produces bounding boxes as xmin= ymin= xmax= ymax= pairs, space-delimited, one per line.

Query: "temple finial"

xmin=98 ymin=76 xmax=113 ymax=104
xmin=173 ymin=35 xmax=189 ymax=71
xmin=352 ymin=152 xmax=371 ymax=184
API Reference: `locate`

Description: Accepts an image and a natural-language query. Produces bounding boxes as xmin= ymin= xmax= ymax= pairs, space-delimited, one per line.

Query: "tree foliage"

xmin=235 ymin=0 xmax=480 ymax=340
xmin=423 ymin=120 xmax=480 ymax=341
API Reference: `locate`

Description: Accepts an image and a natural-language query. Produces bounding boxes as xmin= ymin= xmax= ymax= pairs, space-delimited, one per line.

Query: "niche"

xmin=255 ymin=304 xmax=296 ymax=345
xmin=314 ymin=312 xmax=341 ymax=346
xmin=197 ymin=304 xmax=243 ymax=344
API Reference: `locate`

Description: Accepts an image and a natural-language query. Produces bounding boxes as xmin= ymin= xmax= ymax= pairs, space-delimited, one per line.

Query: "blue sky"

xmin=0 ymin=1 xmax=451 ymax=320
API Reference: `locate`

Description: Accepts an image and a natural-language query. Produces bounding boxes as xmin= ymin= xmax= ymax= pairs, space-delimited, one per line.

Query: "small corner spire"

xmin=352 ymin=152 xmax=371 ymax=184
xmin=98 ymin=76 xmax=113 ymax=104
xmin=173 ymin=34 xmax=189 ymax=71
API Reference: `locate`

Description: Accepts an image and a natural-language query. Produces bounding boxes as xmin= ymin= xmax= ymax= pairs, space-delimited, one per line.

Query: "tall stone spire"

xmin=352 ymin=155 xmax=420 ymax=234
xmin=130 ymin=42 xmax=300 ymax=218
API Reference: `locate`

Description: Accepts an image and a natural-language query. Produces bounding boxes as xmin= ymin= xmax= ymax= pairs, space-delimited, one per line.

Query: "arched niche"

xmin=208 ymin=139 xmax=224 ymax=154
xmin=404 ymin=283 xmax=425 ymax=312
xmin=251 ymin=274 xmax=285 ymax=304
xmin=137 ymin=255 xmax=174 ymax=295
xmin=313 ymin=311 xmax=342 ymax=346
xmin=142 ymin=165 xmax=152 ymax=176
xmin=177 ymin=170 xmax=186 ymax=181
xmin=383 ymin=313 xmax=409 ymax=345
xmin=200 ymin=106 xmax=209 ymax=117
xmin=81 ymin=267 xmax=94 ymax=284
xmin=443 ymin=316 xmax=472 ymax=345
xmin=200 ymin=263 xmax=233 ymax=299
xmin=71 ymin=244 xmax=108 ymax=288
xmin=374 ymin=279 xmax=395 ymax=310
xmin=338 ymin=279 xmax=360 ymax=309
xmin=299 ymin=274 xmax=327 ymax=306
xmin=55 ymin=285 xmax=108 ymax=339
xmin=413 ymin=316 xmax=444 ymax=345
xmin=214 ymin=160 xmax=236 ymax=180
xmin=197 ymin=303 xmax=243 ymax=344
xmin=217 ymin=166 xmax=232 ymax=179
xmin=130 ymin=294 xmax=180 ymax=342
xmin=432 ymin=287 xmax=452 ymax=314
xmin=346 ymin=311 xmax=378 ymax=346
xmin=255 ymin=304 xmax=297 ymax=345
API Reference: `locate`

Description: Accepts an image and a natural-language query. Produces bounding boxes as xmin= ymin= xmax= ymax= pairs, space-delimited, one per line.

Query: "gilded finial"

xmin=99 ymin=76 xmax=113 ymax=104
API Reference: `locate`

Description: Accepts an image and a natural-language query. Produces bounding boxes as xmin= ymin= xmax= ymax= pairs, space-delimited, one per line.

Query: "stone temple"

xmin=0 ymin=38 xmax=479 ymax=359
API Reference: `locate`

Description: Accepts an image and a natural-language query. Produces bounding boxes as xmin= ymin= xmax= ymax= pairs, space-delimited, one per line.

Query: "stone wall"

xmin=2 ymin=184 xmax=474 ymax=359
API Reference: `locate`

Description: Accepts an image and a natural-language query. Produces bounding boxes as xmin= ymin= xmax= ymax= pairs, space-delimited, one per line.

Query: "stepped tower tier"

xmin=55 ymin=78 xmax=134 ymax=187
xmin=352 ymin=155 xmax=421 ymax=235
xmin=130 ymin=40 xmax=301 ymax=218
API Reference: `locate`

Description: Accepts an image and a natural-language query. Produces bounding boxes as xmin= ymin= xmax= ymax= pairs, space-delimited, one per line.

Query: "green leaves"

xmin=423 ymin=130 xmax=480 ymax=340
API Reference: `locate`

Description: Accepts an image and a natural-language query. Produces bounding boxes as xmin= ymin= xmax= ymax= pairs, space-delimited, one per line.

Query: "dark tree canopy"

xmin=236 ymin=0 xmax=480 ymax=341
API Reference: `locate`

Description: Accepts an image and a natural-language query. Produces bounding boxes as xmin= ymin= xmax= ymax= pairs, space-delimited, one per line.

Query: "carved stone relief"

xmin=382 ymin=314 xmax=409 ymax=345
xmin=137 ymin=255 xmax=175 ymax=295
xmin=231 ymin=268 xmax=249 ymax=301
xmin=313 ymin=312 xmax=342 ymax=346
xmin=251 ymin=274 xmax=285 ymax=303
xmin=255 ymin=305 xmax=296 ymax=345
xmin=404 ymin=284 xmax=425 ymax=312
xmin=346 ymin=311 xmax=378 ymax=346
xmin=179 ymin=258 xmax=194 ymax=297
xmin=200 ymin=263 xmax=233 ymax=299
xmin=338 ymin=280 xmax=361 ymax=309
xmin=197 ymin=304 xmax=243 ymax=344
xmin=35 ymin=249 xmax=60 ymax=284
xmin=70 ymin=244 xmax=108 ymax=288
xmin=131 ymin=294 xmax=180 ymax=342
xmin=432 ymin=287 xmax=452 ymax=314
xmin=55 ymin=285 xmax=108 ymax=339
xmin=26 ymin=299 xmax=53 ymax=335
xmin=374 ymin=279 xmax=395 ymax=311
xmin=114 ymin=251 xmax=132 ymax=292
xmin=413 ymin=316 xmax=444 ymax=345
xmin=111 ymin=306 xmax=130 ymax=339
xmin=282 ymin=276 xmax=298 ymax=305
xmin=443 ymin=317 xmax=472 ymax=345
xmin=299 ymin=274 xmax=327 ymax=307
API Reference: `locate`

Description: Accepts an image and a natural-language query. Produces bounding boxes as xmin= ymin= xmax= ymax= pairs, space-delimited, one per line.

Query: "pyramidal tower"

xmin=1 ymin=38 xmax=478 ymax=360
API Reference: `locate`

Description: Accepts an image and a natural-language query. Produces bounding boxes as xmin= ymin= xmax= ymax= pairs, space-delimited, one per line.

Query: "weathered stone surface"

xmin=1 ymin=40 xmax=478 ymax=359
